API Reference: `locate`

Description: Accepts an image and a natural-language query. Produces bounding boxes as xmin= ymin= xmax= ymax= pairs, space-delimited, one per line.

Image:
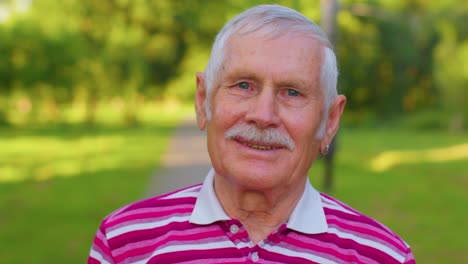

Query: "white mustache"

xmin=225 ymin=123 xmax=295 ymax=151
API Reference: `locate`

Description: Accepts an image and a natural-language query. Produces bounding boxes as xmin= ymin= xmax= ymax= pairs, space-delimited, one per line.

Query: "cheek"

xmin=208 ymin=108 xmax=236 ymax=145
xmin=212 ymin=97 xmax=245 ymax=127
xmin=289 ymin=116 xmax=322 ymax=158
xmin=283 ymin=108 xmax=321 ymax=135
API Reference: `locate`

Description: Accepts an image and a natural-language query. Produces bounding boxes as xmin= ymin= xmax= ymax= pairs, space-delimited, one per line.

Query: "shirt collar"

xmin=286 ymin=178 xmax=328 ymax=234
xmin=190 ymin=168 xmax=328 ymax=234
xmin=189 ymin=169 xmax=230 ymax=225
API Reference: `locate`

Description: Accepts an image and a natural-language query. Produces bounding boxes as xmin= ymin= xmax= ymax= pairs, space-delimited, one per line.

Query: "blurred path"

xmin=145 ymin=117 xmax=211 ymax=197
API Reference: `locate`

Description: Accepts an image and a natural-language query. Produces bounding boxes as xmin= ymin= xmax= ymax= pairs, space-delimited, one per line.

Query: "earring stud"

xmin=321 ymin=144 xmax=329 ymax=156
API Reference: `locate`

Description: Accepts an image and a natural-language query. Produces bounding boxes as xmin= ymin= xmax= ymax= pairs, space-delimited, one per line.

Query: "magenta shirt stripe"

xmin=147 ymin=248 xmax=243 ymax=264
xmin=323 ymin=208 xmax=407 ymax=253
xmin=326 ymin=214 xmax=405 ymax=248
xmin=88 ymin=184 xmax=415 ymax=263
xmin=282 ymin=232 xmax=396 ymax=264
xmin=327 ymin=218 xmax=405 ymax=252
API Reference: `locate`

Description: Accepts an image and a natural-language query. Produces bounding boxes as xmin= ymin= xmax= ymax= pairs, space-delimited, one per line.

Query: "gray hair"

xmin=203 ymin=4 xmax=338 ymax=139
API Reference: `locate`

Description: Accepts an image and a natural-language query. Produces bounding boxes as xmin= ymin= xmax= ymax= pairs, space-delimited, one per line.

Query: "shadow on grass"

xmin=0 ymin=122 xmax=176 ymax=139
xmin=0 ymin=122 xmax=178 ymax=184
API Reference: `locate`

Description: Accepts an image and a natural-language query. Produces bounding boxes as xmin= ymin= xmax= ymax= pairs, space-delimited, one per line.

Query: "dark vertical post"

xmin=320 ymin=0 xmax=339 ymax=192
xmin=321 ymin=0 xmax=339 ymax=45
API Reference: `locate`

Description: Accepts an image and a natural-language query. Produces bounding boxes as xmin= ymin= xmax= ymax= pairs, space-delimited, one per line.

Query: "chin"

xmin=229 ymin=165 xmax=287 ymax=191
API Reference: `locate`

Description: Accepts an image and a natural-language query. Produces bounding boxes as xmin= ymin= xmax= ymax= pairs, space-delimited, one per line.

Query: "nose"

xmin=245 ymin=88 xmax=281 ymax=129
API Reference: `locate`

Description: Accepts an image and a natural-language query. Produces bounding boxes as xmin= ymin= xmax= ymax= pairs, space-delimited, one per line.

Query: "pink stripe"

xmin=327 ymin=214 xmax=400 ymax=243
xmin=117 ymin=235 xmax=238 ymax=263
xmin=113 ymin=224 xmax=222 ymax=256
xmin=321 ymin=193 xmax=362 ymax=215
xmin=146 ymin=247 xmax=242 ymax=264
xmin=87 ymin=185 xmax=414 ymax=264
xmin=177 ymin=258 xmax=246 ymax=264
xmin=113 ymin=228 xmax=226 ymax=262
xmin=87 ymin=257 xmax=101 ymax=264
xmin=106 ymin=198 xmax=195 ymax=224
xmin=109 ymin=218 xmax=212 ymax=249
xmin=106 ymin=207 xmax=193 ymax=232
xmin=110 ymin=196 xmax=196 ymax=218
xmin=91 ymin=229 xmax=113 ymax=261
xmin=404 ymin=250 xmax=416 ymax=263
xmin=326 ymin=215 xmax=406 ymax=252
xmin=324 ymin=208 xmax=407 ymax=253
xmin=156 ymin=184 xmax=202 ymax=199
xmin=280 ymin=235 xmax=381 ymax=264
xmin=108 ymin=204 xmax=194 ymax=224
xmin=323 ymin=206 xmax=397 ymax=237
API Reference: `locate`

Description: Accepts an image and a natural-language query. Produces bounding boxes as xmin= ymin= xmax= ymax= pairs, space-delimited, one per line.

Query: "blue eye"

xmin=237 ymin=82 xmax=250 ymax=89
xmin=287 ymin=89 xmax=300 ymax=97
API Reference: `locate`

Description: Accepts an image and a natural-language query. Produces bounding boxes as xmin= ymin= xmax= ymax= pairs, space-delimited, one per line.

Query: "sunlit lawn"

xmin=0 ymin=101 xmax=191 ymax=264
xmin=310 ymin=128 xmax=468 ymax=264
xmin=0 ymin=117 xmax=466 ymax=263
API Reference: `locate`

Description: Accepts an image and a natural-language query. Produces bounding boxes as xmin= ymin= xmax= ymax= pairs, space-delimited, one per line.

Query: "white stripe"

xmin=328 ymin=227 xmax=404 ymax=262
xmin=161 ymin=186 xmax=200 ymax=200
xmin=321 ymin=196 xmax=358 ymax=215
xmin=236 ymin=240 xmax=253 ymax=248
xmin=326 ymin=214 xmax=402 ymax=248
xmin=111 ymin=204 xmax=192 ymax=221
xmin=131 ymin=240 xmax=235 ymax=264
xmin=108 ymin=215 xmax=189 ymax=239
xmin=89 ymin=248 xmax=112 ymax=264
xmin=263 ymin=244 xmax=337 ymax=264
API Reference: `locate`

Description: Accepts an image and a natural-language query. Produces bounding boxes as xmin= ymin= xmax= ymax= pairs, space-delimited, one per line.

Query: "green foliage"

xmin=0 ymin=21 xmax=83 ymax=95
xmin=339 ymin=1 xmax=438 ymax=118
xmin=338 ymin=0 xmax=467 ymax=130
xmin=0 ymin=0 xmax=466 ymax=131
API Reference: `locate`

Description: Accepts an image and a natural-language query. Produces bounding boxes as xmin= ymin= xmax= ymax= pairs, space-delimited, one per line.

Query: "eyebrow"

xmin=222 ymin=69 xmax=259 ymax=83
xmin=275 ymin=79 xmax=308 ymax=89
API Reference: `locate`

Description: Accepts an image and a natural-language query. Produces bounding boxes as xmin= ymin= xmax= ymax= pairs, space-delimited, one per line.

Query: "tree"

xmin=320 ymin=0 xmax=339 ymax=192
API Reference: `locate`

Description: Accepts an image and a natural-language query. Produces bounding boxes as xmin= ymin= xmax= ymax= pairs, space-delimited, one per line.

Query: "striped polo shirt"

xmin=88 ymin=169 xmax=415 ymax=263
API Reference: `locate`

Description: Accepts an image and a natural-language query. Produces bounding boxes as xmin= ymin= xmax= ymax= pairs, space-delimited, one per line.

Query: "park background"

xmin=0 ymin=0 xmax=466 ymax=263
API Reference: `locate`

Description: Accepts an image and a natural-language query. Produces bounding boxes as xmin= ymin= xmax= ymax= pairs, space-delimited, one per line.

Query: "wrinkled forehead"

xmin=223 ymin=31 xmax=325 ymax=72
xmin=219 ymin=32 xmax=325 ymax=98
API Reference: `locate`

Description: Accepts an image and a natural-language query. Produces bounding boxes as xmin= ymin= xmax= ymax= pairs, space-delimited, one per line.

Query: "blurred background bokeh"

xmin=0 ymin=0 xmax=466 ymax=263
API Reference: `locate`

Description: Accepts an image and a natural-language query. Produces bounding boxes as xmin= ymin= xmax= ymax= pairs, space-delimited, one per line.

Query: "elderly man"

xmin=88 ymin=5 xmax=415 ymax=264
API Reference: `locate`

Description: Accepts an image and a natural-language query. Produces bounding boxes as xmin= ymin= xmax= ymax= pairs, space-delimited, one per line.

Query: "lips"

xmin=235 ymin=137 xmax=283 ymax=151
xmin=244 ymin=142 xmax=276 ymax=150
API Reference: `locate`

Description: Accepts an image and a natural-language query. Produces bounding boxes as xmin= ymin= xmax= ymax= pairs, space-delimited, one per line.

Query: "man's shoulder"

xmin=101 ymin=184 xmax=203 ymax=229
xmin=319 ymin=192 xmax=411 ymax=254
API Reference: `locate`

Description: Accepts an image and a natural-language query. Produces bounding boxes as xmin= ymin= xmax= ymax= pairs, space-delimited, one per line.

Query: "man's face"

xmin=199 ymin=33 xmax=328 ymax=191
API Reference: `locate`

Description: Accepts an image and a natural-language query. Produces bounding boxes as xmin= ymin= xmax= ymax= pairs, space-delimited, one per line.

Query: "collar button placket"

xmin=230 ymin=223 xmax=239 ymax=234
xmin=250 ymin=251 xmax=259 ymax=262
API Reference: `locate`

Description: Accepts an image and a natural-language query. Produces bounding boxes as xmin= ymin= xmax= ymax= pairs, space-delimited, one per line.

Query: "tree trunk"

xmin=321 ymin=0 xmax=339 ymax=192
xmin=321 ymin=0 xmax=339 ymax=46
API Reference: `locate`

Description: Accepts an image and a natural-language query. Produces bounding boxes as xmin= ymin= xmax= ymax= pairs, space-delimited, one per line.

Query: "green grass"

xmin=0 ymin=121 xmax=179 ymax=263
xmin=0 ymin=121 xmax=466 ymax=263
xmin=309 ymin=128 xmax=468 ymax=264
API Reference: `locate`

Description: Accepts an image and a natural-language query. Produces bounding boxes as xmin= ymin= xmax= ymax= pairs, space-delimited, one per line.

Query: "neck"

xmin=214 ymin=174 xmax=306 ymax=244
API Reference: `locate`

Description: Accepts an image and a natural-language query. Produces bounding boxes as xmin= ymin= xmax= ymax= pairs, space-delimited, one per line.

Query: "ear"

xmin=322 ymin=95 xmax=346 ymax=148
xmin=195 ymin=72 xmax=208 ymax=131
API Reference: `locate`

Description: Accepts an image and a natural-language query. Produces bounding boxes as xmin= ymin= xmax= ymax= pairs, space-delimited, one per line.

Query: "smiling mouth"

xmin=236 ymin=138 xmax=282 ymax=151
xmin=244 ymin=142 xmax=277 ymax=150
